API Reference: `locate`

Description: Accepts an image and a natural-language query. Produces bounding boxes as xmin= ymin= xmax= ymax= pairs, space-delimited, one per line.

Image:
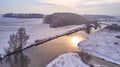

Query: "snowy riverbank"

xmin=79 ymin=25 xmax=120 ymax=65
xmin=46 ymin=53 xmax=89 ymax=67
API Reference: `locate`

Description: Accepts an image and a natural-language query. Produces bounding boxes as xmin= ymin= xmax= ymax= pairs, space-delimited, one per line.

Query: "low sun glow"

xmin=71 ymin=36 xmax=81 ymax=45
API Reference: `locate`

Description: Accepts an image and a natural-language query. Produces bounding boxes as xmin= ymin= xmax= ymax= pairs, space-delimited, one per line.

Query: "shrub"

xmin=115 ymin=36 xmax=120 ymax=39
xmin=106 ymin=24 xmax=120 ymax=30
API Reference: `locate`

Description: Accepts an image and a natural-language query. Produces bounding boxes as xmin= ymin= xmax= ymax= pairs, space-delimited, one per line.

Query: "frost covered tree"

xmin=8 ymin=28 xmax=29 ymax=52
xmin=4 ymin=28 xmax=30 ymax=67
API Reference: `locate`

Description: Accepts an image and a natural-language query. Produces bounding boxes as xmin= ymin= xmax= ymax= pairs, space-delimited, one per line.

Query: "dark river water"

xmin=24 ymin=31 xmax=88 ymax=67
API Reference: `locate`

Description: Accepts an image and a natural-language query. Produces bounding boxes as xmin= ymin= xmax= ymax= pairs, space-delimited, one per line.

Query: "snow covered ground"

xmin=99 ymin=21 xmax=120 ymax=25
xmin=46 ymin=53 xmax=89 ymax=67
xmin=79 ymin=26 xmax=120 ymax=65
xmin=0 ymin=17 xmax=82 ymax=55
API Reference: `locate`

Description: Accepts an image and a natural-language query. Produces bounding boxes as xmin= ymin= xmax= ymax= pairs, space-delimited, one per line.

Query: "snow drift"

xmin=46 ymin=53 xmax=89 ymax=67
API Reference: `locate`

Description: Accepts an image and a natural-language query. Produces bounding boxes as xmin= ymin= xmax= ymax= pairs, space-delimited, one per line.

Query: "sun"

xmin=71 ymin=36 xmax=81 ymax=45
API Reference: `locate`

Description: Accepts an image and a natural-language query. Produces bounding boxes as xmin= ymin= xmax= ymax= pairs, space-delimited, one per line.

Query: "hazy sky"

xmin=0 ymin=0 xmax=120 ymax=15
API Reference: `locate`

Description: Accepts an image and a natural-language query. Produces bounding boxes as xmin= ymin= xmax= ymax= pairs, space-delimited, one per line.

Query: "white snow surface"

xmin=0 ymin=17 xmax=83 ymax=55
xmin=46 ymin=53 xmax=89 ymax=67
xmin=100 ymin=21 xmax=120 ymax=25
xmin=79 ymin=28 xmax=120 ymax=65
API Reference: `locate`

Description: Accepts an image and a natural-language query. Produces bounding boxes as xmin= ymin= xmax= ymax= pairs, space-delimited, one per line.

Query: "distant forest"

xmin=3 ymin=13 xmax=44 ymax=18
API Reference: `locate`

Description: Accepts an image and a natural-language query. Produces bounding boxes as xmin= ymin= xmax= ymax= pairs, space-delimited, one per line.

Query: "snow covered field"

xmin=47 ymin=53 xmax=89 ymax=67
xmin=0 ymin=16 xmax=82 ymax=55
xmin=79 ymin=26 xmax=120 ymax=65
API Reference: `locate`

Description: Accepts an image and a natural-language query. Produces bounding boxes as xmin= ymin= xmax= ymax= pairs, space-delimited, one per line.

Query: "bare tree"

xmin=8 ymin=28 xmax=29 ymax=52
xmin=0 ymin=54 xmax=2 ymax=64
xmin=84 ymin=24 xmax=92 ymax=34
xmin=4 ymin=28 xmax=30 ymax=67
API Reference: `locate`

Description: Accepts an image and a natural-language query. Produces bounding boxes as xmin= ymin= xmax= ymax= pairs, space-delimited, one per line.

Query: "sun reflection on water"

xmin=72 ymin=36 xmax=80 ymax=45
xmin=71 ymin=36 xmax=84 ymax=47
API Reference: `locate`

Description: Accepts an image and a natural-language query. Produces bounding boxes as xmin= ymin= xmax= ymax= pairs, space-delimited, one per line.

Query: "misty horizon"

xmin=0 ymin=0 xmax=120 ymax=15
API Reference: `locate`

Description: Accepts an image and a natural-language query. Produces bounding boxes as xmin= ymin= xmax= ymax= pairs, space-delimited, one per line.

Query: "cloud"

xmin=0 ymin=0 xmax=119 ymax=15
xmin=35 ymin=0 xmax=80 ymax=7
xmin=35 ymin=0 xmax=120 ymax=7
xmin=76 ymin=3 xmax=120 ymax=15
xmin=82 ymin=0 xmax=120 ymax=5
